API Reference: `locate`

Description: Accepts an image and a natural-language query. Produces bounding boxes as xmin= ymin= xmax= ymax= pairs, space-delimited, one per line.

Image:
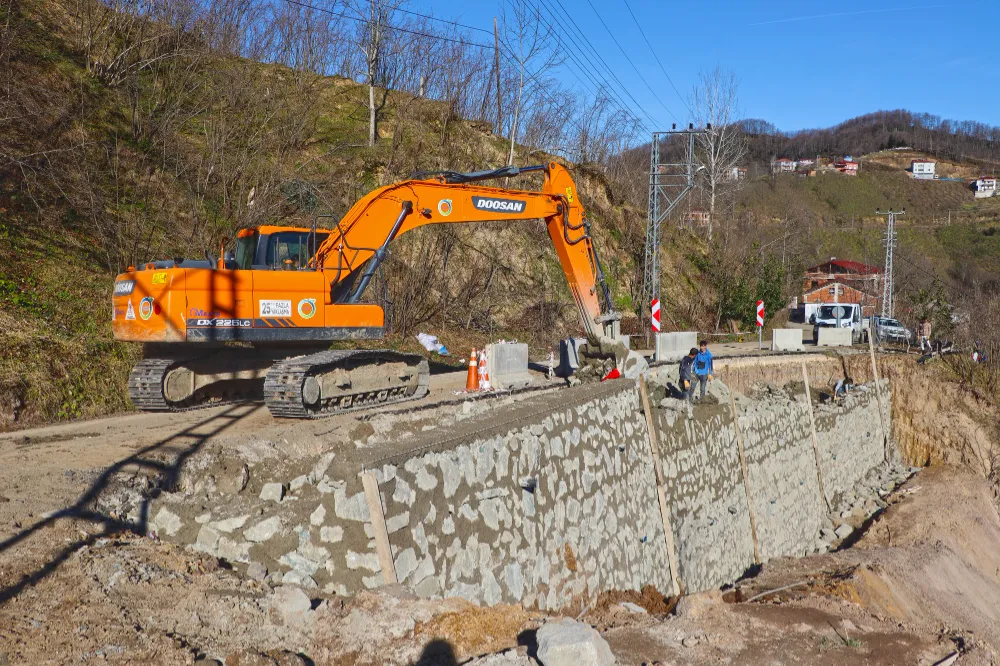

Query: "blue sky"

xmin=419 ymin=0 xmax=988 ymax=133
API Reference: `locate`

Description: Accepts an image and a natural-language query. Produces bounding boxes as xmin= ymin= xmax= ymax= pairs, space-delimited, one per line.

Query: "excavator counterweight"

xmin=111 ymin=162 xmax=617 ymax=418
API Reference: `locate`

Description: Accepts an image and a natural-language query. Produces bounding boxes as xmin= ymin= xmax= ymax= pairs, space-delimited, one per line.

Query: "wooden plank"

xmin=801 ymin=362 xmax=831 ymax=511
xmin=637 ymin=376 xmax=682 ymax=597
xmin=360 ymin=471 xmax=398 ymax=585
xmin=728 ymin=389 xmax=761 ymax=565
xmin=867 ymin=334 xmax=891 ymax=462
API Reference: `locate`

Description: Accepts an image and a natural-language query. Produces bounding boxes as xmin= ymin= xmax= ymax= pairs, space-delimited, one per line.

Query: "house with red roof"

xmin=801 ymin=258 xmax=882 ymax=319
xmin=835 ymin=159 xmax=859 ymax=176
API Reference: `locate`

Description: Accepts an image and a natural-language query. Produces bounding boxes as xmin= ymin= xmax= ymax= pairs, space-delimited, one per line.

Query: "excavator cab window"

xmin=235 ymin=232 xmax=257 ymax=270
xmin=263 ymin=231 xmax=329 ymax=270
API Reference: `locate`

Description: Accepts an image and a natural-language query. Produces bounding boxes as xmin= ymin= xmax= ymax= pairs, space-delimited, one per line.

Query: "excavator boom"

xmin=312 ymin=161 xmax=613 ymax=338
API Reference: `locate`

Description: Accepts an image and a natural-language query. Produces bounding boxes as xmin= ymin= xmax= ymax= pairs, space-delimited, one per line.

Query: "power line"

xmin=383 ymin=0 xmax=654 ymax=136
xmin=582 ymin=0 xmax=678 ymax=122
xmin=529 ymin=4 xmax=656 ymax=135
xmin=538 ymin=0 xmax=660 ymax=131
xmin=541 ymin=0 xmax=655 ymax=120
xmin=280 ymin=0 xmax=652 ymax=155
xmin=391 ymin=6 xmax=493 ymax=36
xmin=619 ymin=0 xmax=692 ymax=117
xmin=282 ymin=0 xmax=494 ymax=50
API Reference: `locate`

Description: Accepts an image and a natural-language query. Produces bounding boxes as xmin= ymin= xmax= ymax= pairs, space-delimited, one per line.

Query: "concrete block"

xmin=557 ymin=338 xmax=587 ymax=377
xmin=654 ymin=331 xmax=698 ymax=362
xmin=617 ymin=335 xmax=631 ymax=350
xmin=486 ymin=342 xmax=531 ymax=390
xmin=771 ymin=328 xmax=804 ymax=351
xmin=817 ymin=327 xmax=853 ymax=347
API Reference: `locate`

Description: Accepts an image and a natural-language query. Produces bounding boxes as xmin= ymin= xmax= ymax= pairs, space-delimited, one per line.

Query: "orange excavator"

xmin=111 ymin=162 xmax=619 ymax=418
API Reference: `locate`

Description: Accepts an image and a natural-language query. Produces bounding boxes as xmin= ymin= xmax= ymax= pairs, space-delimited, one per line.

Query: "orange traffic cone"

xmin=465 ymin=349 xmax=479 ymax=391
xmin=478 ymin=349 xmax=491 ymax=390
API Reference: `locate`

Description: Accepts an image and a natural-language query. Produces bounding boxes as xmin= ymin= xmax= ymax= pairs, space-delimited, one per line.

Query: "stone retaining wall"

xmin=146 ymin=372 xmax=892 ymax=609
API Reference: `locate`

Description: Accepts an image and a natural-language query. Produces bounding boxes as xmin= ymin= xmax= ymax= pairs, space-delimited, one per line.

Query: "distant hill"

xmin=742 ymin=110 xmax=1000 ymax=172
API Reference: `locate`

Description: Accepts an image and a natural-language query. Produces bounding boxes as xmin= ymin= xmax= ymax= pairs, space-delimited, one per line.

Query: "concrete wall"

xmin=146 ymin=371 xmax=893 ymax=609
xmin=371 ymin=384 xmax=672 ymax=608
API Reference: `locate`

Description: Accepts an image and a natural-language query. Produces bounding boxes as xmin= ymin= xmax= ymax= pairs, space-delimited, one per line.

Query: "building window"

xmin=828 ymin=286 xmax=837 ymax=296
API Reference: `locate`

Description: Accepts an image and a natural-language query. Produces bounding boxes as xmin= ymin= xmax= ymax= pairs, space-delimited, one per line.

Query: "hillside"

xmin=0 ymin=0 xmax=713 ymax=429
xmin=742 ymin=109 xmax=1000 ymax=169
xmin=725 ymin=155 xmax=1000 ymax=325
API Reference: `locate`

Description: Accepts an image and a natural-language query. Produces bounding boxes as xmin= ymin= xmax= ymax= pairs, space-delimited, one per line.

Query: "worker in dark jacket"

xmin=693 ymin=340 xmax=714 ymax=401
xmin=678 ymin=348 xmax=698 ymax=402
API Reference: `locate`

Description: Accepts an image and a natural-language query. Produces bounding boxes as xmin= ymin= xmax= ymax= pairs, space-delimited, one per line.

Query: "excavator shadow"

xmin=0 ymin=403 xmax=257 ymax=604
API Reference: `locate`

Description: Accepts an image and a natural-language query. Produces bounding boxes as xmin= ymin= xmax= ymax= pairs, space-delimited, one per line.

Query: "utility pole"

xmin=493 ymin=17 xmax=502 ymax=135
xmin=640 ymin=124 xmax=706 ymax=341
xmin=876 ymin=208 xmax=904 ymax=318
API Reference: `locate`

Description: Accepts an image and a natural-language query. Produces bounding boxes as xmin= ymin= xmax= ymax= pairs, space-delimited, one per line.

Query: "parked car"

xmin=871 ymin=316 xmax=912 ymax=343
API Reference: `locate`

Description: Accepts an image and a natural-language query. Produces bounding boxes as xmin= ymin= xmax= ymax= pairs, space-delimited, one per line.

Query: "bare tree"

xmin=350 ymin=0 xmax=404 ymax=148
xmin=498 ymin=0 xmax=561 ymax=165
xmin=691 ymin=67 xmax=747 ymax=240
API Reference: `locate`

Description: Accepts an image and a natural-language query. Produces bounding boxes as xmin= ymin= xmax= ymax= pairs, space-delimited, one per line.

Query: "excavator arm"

xmin=311 ymin=162 xmax=616 ymax=340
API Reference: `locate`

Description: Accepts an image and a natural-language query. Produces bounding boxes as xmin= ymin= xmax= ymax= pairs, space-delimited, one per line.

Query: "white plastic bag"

xmin=416 ymin=333 xmax=449 ymax=356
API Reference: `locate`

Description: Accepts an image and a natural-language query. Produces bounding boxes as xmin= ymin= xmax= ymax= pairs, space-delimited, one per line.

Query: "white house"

xmin=911 ymin=159 xmax=936 ymax=180
xmin=973 ymin=177 xmax=998 ymax=198
xmin=774 ymin=158 xmax=795 ymax=173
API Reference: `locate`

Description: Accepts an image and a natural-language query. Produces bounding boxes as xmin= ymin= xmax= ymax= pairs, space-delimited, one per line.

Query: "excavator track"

xmin=263 ymin=349 xmax=429 ymax=419
xmin=127 ymin=358 xmax=252 ymax=412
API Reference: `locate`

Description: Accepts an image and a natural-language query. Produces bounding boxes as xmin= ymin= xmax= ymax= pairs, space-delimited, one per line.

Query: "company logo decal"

xmin=437 ymin=199 xmax=453 ymax=216
xmin=259 ymin=299 xmax=292 ymax=318
xmin=151 ymin=272 xmax=167 ymax=285
xmin=189 ymin=307 xmax=222 ymax=317
xmin=125 ymin=300 xmax=136 ymax=320
xmin=471 ymin=196 xmax=526 ymax=213
xmin=114 ymin=280 xmax=135 ymax=296
xmin=298 ymin=298 xmax=317 ymax=319
xmin=138 ymin=297 xmax=155 ymax=320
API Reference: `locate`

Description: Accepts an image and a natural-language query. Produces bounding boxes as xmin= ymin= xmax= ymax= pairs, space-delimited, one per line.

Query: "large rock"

xmin=536 ymin=618 xmax=615 ymax=666
xmin=621 ymin=351 xmax=648 ymax=380
xmin=269 ymin=586 xmax=313 ymax=628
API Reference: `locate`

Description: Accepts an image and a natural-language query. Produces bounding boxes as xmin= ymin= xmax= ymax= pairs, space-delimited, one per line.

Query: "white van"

xmin=812 ymin=304 xmax=869 ymax=344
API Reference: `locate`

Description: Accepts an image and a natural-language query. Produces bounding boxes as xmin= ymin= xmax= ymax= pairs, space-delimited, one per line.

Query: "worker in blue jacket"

xmin=693 ymin=339 xmax=714 ymax=401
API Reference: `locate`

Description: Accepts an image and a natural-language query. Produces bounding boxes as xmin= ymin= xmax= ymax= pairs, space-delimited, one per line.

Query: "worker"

xmin=693 ymin=340 xmax=714 ymax=401
xmin=679 ymin=347 xmax=698 ymax=402
xmin=833 ymin=377 xmax=853 ymax=401
xmin=919 ymin=319 xmax=932 ymax=353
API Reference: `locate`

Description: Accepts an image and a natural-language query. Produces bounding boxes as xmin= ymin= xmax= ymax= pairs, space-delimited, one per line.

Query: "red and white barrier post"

xmin=756 ymin=300 xmax=765 ymax=350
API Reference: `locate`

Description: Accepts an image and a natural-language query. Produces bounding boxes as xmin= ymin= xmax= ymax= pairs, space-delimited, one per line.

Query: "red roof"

xmin=911 ymin=159 xmax=935 ymax=163
xmin=776 ymin=158 xmax=794 ymax=162
xmin=805 ymin=259 xmax=881 ymax=275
